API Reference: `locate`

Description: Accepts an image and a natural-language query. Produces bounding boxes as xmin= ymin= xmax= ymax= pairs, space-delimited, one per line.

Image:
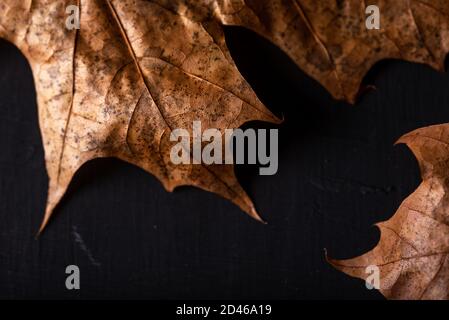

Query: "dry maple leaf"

xmin=329 ymin=124 xmax=449 ymax=300
xmin=205 ymin=0 xmax=449 ymax=102
xmin=0 ymin=0 xmax=281 ymax=231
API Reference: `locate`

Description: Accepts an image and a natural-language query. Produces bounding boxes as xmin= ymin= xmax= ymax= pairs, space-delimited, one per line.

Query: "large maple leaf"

xmin=0 ymin=0 xmax=281 ymax=231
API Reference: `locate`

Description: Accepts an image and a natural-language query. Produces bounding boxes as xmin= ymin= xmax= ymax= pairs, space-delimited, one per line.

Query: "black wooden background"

xmin=1 ymin=26 xmax=449 ymax=300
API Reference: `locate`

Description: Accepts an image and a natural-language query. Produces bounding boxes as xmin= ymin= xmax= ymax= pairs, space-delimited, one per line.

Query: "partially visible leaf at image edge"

xmin=329 ymin=125 xmax=449 ymax=300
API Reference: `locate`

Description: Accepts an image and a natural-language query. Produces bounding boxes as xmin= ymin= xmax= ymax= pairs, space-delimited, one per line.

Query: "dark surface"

xmin=1 ymin=26 xmax=449 ymax=300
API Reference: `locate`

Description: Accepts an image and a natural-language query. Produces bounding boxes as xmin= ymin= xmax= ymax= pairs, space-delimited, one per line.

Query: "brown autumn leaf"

xmin=212 ymin=0 xmax=449 ymax=102
xmin=0 ymin=0 xmax=281 ymax=231
xmin=329 ymin=124 xmax=449 ymax=300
